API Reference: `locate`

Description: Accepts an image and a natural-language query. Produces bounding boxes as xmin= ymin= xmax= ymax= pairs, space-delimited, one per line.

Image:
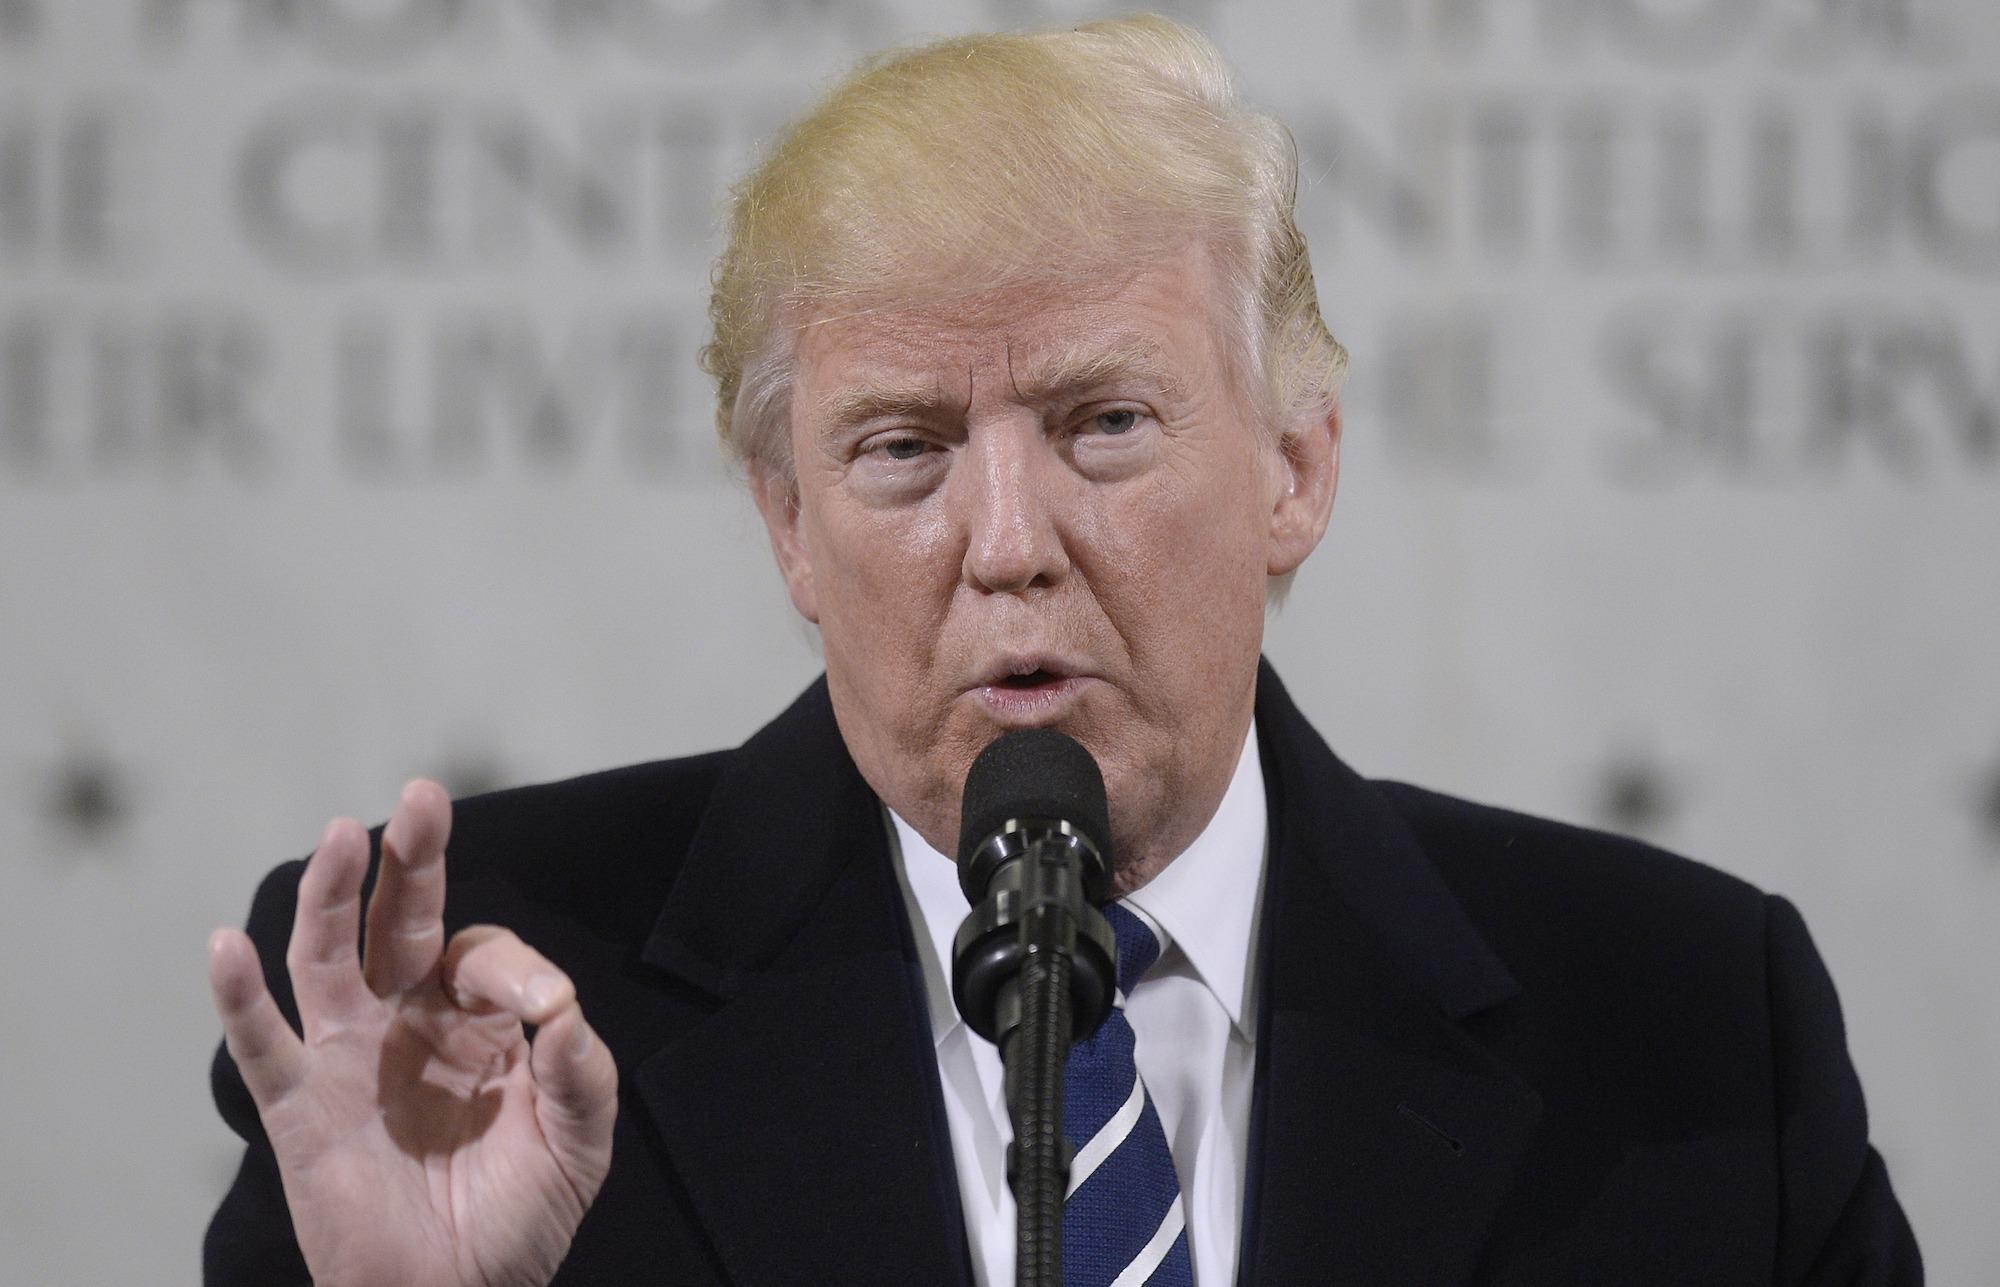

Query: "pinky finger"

xmin=208 ymin=928 xmax=307 ymax=1108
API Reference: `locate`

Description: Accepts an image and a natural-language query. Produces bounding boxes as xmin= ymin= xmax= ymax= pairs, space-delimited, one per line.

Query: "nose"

xmin=955 ymin=420 xmax=1071 ymax=595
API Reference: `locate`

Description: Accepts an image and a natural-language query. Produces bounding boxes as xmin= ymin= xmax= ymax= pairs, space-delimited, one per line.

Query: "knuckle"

xmin=394 ymin=920 xmax=445 ymax=945
xmin=450 ymin=921 xmax=511 ymax=948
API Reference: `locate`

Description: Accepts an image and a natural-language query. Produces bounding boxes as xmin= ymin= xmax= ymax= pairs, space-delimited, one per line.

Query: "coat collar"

xmin=634 ymin=664 xmax=1539 ymax=1286
xmin=1239 ymin=660 xmax=1540 ymax=1285
xmin=635 ymin=677 xmax=973 ymax=1286
xmin=640 ymin=675 xmax=887 ymax=998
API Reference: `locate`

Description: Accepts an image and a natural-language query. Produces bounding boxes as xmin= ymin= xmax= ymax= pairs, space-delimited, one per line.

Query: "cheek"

xmin=1110 ymin=455 xmax=1268 ymax=583
xmin=1088 ymin=462 xmax=1270 ymax=663
xmin=806 ymin=502 xmax=960 ymax=644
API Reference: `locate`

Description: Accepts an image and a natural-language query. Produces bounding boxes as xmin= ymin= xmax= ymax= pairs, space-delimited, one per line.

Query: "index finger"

xmin=361 ymin=778 xmax=453 ymax=997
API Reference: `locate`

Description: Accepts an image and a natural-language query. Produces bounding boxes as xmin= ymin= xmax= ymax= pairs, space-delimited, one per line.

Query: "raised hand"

xmin=206 ymin=780 xmax=618 ymax=1287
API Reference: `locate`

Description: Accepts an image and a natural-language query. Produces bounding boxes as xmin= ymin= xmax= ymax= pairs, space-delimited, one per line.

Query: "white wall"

xmin=2 ymin=0 xmax=1994 ymax=1280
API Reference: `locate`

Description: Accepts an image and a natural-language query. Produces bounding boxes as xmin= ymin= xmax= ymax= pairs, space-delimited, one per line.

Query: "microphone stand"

xmin=954 ymin=822 xmax=1115 ymax=1287
xmin=1005 ymin=874 xmax=1079 ymax=1286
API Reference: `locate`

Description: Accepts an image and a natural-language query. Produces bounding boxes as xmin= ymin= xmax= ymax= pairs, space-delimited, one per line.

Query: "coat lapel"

xmin=633 ymin=680 xmax=970 ymax=1287
xmin=625 ymin=666 xmax=1540 ymax=1285
xmin=1240 ymin=662 xmax=1543 ymax=1286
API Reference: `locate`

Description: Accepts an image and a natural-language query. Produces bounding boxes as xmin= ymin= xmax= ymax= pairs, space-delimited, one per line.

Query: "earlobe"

xmin=1266 ymin=402 xmax=1341 ymax=577
xmin=749 ymin=462 xmax=821 ymax=624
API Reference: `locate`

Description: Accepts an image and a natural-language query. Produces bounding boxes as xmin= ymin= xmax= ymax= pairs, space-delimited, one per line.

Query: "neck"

xmin=1107 ymin=717 xmax=1252 ymax=897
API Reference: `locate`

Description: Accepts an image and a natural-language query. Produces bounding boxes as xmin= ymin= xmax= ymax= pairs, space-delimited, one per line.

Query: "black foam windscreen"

xmin=955 ymin=728 xmax=1112 ymax=886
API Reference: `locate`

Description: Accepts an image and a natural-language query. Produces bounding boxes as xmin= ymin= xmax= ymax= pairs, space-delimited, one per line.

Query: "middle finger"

xmin=362 ymin=778 xmax=453 ymax=998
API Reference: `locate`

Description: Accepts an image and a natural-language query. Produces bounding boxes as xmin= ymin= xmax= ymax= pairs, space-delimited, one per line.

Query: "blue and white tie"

xmin=1061 ymin=903 xmax=1195 ymax=1287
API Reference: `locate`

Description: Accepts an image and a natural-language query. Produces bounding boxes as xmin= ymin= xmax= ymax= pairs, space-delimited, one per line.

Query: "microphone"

xmin=950 ymin=728 xmax=1118 ymax=1046
xmin=949 ymin=728 xmax=1119 ymax=1287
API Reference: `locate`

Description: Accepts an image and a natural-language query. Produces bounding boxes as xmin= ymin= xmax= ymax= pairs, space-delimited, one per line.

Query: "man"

xmin=204 ymin=15 xmax=1920 ymax=1286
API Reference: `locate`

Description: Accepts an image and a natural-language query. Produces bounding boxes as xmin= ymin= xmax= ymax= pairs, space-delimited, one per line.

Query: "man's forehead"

xmin=806 ymin=338 xmax=1192 ymax=435
xmin=792 ymin=272 xmax=1216 ymax=417
xmin=805 ymin=321 xmax=1180 ymax=385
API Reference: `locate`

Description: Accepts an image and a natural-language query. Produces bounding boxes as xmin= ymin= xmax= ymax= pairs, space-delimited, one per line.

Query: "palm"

xmin=209 ymin=782 xmax=618 ymax=1287
xmin=268 ymin=986 xmax=577 ymax=1287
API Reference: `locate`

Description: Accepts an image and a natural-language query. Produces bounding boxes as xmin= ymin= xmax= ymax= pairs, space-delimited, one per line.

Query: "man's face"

xmin=753 ymin=246 xmax=1337 ymax=887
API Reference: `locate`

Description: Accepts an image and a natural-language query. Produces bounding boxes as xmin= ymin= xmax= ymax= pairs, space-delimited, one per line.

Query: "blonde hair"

xmin=700 ymin=13 xmax=1347 ymax=475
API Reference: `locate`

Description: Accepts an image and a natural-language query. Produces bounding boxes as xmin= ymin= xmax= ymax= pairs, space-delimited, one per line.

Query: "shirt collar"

xmin=1122 ymin=721 xmax=1266 ymax=1035
xmin=889 ymin=720 xmax=1268 ymax=1046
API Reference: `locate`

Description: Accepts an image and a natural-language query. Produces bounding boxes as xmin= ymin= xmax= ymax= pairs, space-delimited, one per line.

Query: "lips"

xmin=972 ymin=654 xmax=1082 ymax=689
xmin=995 ymin=669 xmax=1062 ymax=689
xmin=968 ymin=654 xmax=1097 ymax=727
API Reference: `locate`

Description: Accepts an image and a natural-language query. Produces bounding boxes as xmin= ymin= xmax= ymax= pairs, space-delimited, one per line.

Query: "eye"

xmin=1085 ymin=409 xmax=1142 ymax=436
xmin=866 ymin=435 xmax=932 ymax=461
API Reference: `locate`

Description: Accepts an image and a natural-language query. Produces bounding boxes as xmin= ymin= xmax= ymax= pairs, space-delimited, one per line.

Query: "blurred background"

xmin=3 ymin=0 xmax=1995 ymax=1280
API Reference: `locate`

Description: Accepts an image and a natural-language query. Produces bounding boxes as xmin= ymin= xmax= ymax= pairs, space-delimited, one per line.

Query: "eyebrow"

xmin=818 ymin=379 xmax=968 ymax=433
xmin=813 ymin=338 xmax=1186 ymax=432
xmin=1007 ymin=338 xmax=1187 ymax=406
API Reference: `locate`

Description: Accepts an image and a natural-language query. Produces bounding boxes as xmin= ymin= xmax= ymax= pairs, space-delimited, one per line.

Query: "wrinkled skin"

xmin=753 ymin=245 xmax=1340 ymax=890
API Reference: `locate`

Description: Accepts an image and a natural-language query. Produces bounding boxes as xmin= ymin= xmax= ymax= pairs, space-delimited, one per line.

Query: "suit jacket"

xmin=206 ymin=662 xmax=1921 ymax=1285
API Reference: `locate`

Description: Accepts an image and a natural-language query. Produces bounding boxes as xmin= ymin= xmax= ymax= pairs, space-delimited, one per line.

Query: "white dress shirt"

xmin=888 ymin=724 xmax=1268 ymax=1287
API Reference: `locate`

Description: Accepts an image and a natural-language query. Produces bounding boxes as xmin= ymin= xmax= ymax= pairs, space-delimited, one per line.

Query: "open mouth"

xmin=973 ymin=663 xmax=1090 ymax=726
xmin=997 ymin=668 xmax=1063 ymax=689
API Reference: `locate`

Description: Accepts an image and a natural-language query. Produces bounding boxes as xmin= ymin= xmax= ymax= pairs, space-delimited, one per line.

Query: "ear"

xmin=1266 ymin=399 xmax=1341 ymax=577
xmin=749 ymin=461 xmax=821 ymax=624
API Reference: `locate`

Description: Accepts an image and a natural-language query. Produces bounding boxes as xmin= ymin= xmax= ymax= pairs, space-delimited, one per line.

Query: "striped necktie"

xmin=1061 ymin=902 xmax=1195 ymax=1287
